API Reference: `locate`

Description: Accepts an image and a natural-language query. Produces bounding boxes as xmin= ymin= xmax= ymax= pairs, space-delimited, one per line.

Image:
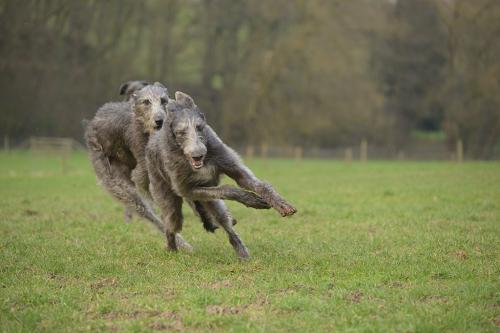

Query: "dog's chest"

xmin=189 ymin=164 xmax=217 ymax=185
xmin=166 ymin=160 xmax=218 ymax=196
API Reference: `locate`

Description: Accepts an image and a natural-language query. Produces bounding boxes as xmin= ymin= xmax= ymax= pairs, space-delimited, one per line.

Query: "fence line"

xmin=234 ymin=139 xmax=498 ymax=161
xmin=2 ymin=136 xmax=499 ymax=161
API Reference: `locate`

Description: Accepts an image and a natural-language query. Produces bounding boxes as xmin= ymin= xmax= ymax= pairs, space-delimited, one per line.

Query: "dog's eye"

xmin=142 ymin=99 xmax=151 ymax=106
xmin=160 ymin=98 xmax=167 ymax=105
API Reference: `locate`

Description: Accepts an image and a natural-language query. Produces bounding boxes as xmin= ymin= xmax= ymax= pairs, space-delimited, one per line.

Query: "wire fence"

xmin=2 ymin=136 xmax=499 ymax=161
xmin=233 ymin=140 xmax=498 ymax=161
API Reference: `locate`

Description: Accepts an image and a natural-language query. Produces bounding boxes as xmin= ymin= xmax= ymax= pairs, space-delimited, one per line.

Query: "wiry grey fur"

xmin=83 ymin=82 xmax=195 ymax=246
xmin=146 ymin=91 xmax=297 ymax=259
xmin=120 ymin=82 xmax=222 ymax=232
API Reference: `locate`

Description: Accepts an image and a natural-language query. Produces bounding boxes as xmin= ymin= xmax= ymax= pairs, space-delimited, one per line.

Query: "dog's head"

xmin=119 ymin=80 xmax=151 ymax=101
xmin=130 ymin=82 xmax=168 ymax=134
xmin=166 ymin=91 xmax=207 ymax=170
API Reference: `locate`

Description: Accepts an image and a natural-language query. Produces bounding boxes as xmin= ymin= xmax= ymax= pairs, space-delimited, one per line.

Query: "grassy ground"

xmin=0 ymin=151 xmax=499 ymax=332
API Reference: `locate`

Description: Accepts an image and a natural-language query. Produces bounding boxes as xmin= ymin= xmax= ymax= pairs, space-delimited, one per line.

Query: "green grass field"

xmin=0 ymin=151 xmax=499 ymax=332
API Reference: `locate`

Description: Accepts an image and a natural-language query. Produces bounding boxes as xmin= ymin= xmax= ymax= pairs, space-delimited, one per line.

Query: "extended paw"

xmin=175 ymin=234 xmax=193 ymax=252
xmin=274 ymin=201 xmax=297 ymax=217
xmin=203 ymin=220 xmax=219 ymax=233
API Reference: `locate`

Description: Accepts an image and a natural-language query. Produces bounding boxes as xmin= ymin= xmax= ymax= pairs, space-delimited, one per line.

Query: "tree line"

xmin=0 ymin=0 xmax=498 ymax=158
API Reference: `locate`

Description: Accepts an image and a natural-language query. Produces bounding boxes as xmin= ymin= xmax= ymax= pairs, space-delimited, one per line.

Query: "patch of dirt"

xmin=206 ymin=296 xmax=270 ymax=317
xmin=90 ymin=278 xmax=118 ymax=290
xmin=419 ymin=295 xmax=448 ymax=303
xmin=48 ymin=272 xmax=60 ymax=280
xmin=431 ymin=272 xmax=450 ymax=280
xmin=206 ymin=305 xmax=246 ymax=315
xmin=453 ymin=250 xmax=468 ymax=260
xmin=23 ymin=209 xmax=38 ymax=216
xmin=385 ymin=280 xmax=404 ymax=288
xmin=94 ymin=310 xmax=177 ymax=320
xmin=345 ymin=290 xmax=363 ymax=303
xmin=207 ymin=279 xmax=232 ymax=289
xmin=164 ymin=288 xmax=176 ymax=300
xmin=493 ymin=315 xmax=500 ymax=326
xmin=275 ymin=283 xmax=316 ymax=295
xmin=149 ymin=319 xmax=184 ymax=331
xmin=104 ymin=323 xmax=120 ymax=332
xmin=275 ymin=288 xmax=295 ymax=295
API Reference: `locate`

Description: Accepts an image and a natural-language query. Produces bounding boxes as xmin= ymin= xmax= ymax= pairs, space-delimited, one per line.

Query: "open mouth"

xmin=189 ymin=156 xmax=204 ymax=169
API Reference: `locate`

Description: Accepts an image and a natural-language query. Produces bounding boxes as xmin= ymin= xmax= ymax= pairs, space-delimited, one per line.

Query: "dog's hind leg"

xmin=186 ymin=199 xmax=220 ymax=232
xmin=88 ymin=146 xmax=164 ymax=232
xmin=202 ymin=200 xmax=249 ymax=259
xmin=131 ymin=160 xmax=153 ymax=201
xmin=107 ymin=162 xmax=165 ymax=232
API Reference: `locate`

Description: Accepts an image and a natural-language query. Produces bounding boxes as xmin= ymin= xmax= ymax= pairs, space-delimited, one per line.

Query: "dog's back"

xmin=84 ymin=101 xmax=135 ymax=167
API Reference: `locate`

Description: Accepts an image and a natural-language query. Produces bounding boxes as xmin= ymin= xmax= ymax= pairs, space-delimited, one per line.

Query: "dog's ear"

xmin=166 ymin=98 xmax=178 ymax=112
xmin=120 ymin=80 xmax=151 ymax=96
xmin=175 ymin=91 xmax=195 ymax=108
xmin=119 ymin=81 xmax=131 ymax=96
xmin=153 ymin=81 xmax=166 ymax=89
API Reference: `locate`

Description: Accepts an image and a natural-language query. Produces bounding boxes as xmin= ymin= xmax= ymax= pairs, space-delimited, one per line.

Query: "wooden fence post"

xmin=245 ymin=145 xmax=254 ymax=159
xmin=360 ymin=140 xmax=368 ymax=162
xmin=260 ymin=143 xmax=268 ymax=159
xmin=3 ymin=135 xmax=9 ymax=152
xmin=397 ymin=150 xmax=405 ymax=160
xmin=345 ymin=148 xmax=353 ymax=164
xmin=456 ymin=139 xmax=463 ymax=162
xmin=294 ymin=146 xmax=303 ymax=160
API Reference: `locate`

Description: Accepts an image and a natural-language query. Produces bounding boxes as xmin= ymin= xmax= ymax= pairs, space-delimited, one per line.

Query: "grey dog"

xmin=146 ymin=91 xmax=297 ymax=259
xmin=116 ymin=80 xmax=221 ymax=232
xmin=84 ymin=82 xmax=193 ymax=248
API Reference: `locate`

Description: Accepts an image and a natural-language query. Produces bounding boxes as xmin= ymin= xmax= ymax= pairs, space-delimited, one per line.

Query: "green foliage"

xmin=0 ymin=0 xmax=499 ymax=156
xmin=0 ymin=152 xmax=499 ymax=332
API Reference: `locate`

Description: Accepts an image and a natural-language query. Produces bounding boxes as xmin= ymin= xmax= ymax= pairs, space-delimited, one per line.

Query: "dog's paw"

xmin=203 ymin=221 xmax=219 ymax=233
xmin=175 ymin=234 xmax=193 ymax=252
xmin=275 ymin=201 xmax=297 ymax=217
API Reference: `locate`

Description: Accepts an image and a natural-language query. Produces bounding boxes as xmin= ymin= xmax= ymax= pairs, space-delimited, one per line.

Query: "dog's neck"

xmin=131 ymin=117 xmax=150 ymax=144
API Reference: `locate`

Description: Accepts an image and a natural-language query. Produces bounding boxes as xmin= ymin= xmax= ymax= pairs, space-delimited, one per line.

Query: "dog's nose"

xmin=155 ymin=119 xmax=163 ymax=128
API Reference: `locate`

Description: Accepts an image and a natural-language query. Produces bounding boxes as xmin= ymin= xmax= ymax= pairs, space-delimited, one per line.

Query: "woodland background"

xmin=0 ymin=0 xmax=499 ymax=158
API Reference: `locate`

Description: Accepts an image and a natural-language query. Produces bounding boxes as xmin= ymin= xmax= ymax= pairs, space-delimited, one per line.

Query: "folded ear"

xmin=120 ymin=80 xmax=151 ymax=96
xmin=119 ymin=81 xmax=131 ymax=96
xmin=175 ymin=91 xmax=195 ymax=108
xmin=153 ymin=81 xmax=166 ymax=89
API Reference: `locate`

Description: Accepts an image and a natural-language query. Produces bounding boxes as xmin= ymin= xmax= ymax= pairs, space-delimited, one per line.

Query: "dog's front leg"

xmin=189 ymin=185 xmax=270 ymax=209
xmin=225 ymin=166 xmax=297 ymax=217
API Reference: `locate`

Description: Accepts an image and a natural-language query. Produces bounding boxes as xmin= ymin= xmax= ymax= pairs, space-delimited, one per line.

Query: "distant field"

xmin=0 ymin=151 xmax=499 ymax=332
